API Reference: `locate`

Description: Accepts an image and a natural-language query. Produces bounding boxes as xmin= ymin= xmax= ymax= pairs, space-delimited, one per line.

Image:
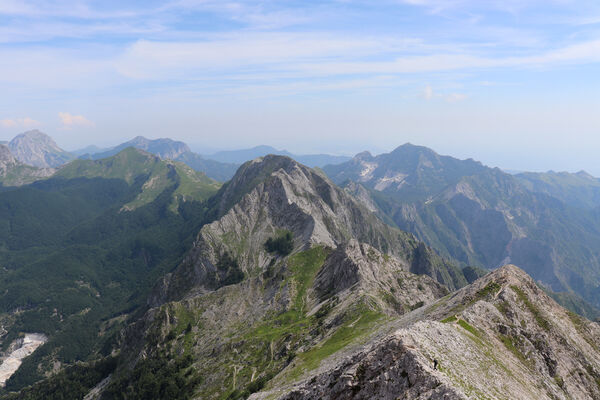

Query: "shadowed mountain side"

xmin=326 ymin=144 xmax=600 ymax=311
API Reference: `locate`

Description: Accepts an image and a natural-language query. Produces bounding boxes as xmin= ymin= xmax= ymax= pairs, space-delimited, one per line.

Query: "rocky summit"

xmin=8 ymin=130 xmax=74 ymax=168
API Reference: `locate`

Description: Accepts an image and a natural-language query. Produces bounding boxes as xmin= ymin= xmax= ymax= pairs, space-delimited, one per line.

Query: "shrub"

xmin=264 ymin=231 xmax=294 ymax=256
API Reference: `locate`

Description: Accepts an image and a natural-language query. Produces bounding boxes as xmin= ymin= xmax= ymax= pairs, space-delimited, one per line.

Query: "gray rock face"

xmin=0 ymin=144 xmax=54 ymax=185
xmin=312 ymin=240 xmax=447 ymax=310
xmin=152 ymin=155 xmax=465 ymax=305
xmin=277 ymin=333 xmax=463 ymax=400
xmin=0 ymin=145 xmax=19 ymax=174
xmin=8 ymin=130 xmax=73 ymax=167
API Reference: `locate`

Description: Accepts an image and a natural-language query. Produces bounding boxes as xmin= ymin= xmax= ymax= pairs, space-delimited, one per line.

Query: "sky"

xmin=1 ymin=0 xmax=600 ymax=173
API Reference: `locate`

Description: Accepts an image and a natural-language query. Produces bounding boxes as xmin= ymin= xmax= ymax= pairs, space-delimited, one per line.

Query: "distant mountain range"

xmin=324 ymin=144 xmax=600 ymax=315
xmin=0 ymin=131 xmax=351 ymax=185
xmin=78 ymin=138 xmax=350 ymax=181
xmin=202 ymin=145 xmax=351 ymax=167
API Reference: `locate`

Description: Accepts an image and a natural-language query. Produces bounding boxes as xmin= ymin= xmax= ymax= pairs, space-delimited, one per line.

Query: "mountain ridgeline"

xmin=2 ymin=137 xmax=600 ymax=399
xmin=324 ymin=144 xmax=600 ymax=315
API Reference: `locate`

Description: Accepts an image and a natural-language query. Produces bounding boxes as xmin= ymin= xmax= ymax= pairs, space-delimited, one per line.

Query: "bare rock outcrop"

xmin=8 ymin=130 xmax=73 ymax=168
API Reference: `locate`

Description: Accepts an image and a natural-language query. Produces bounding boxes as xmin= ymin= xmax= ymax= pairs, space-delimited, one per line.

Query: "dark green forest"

xmin=0 ymin=160 xmax=219 ymax=392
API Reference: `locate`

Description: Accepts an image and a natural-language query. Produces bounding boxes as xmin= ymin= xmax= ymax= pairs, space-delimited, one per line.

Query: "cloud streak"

xmin=0 ymin=117 xmax=41 ymax=129
xmin=59 ymin=112 xmax=94 ymax=128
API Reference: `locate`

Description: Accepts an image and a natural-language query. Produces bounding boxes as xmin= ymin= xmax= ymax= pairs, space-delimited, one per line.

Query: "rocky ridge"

xmin=253 ymin=265 xmax=600 ymax=400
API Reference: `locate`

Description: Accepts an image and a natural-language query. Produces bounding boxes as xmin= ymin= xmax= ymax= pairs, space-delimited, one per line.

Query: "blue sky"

xmin=1 ymin=0 xmax=600 ymax=172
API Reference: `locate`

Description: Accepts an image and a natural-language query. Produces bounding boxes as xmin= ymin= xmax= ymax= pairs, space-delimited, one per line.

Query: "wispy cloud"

xmin=0 ymin=117 xmax=41 ymax=129
xmin=58 ymin=112 xmax=94 ymax=128
xmin=113 ymin=35 xmax=600 ymax=81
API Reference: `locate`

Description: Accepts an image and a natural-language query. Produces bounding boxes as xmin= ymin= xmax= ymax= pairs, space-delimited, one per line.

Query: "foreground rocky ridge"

xmin=254 ymin=265 xmax=600 ymax=400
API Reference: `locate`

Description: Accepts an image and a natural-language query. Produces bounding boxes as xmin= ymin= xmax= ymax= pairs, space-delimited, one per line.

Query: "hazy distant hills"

xmin=0 ymin=131 xmax=350 ymax=184
xmin=83 ymin=136 xmax=191 ymax=160
xmin=324 ymin=144 xmax=600 ymax=315
xmin=515 ymin=170 xmax=600 ymax=210
xmin=203 ymin=145 xmax=351 ymax=167
xmin=80 ymin=138 xmax=351 ymax=181
xmin=77 ymin=136 xmax=238 ymax=182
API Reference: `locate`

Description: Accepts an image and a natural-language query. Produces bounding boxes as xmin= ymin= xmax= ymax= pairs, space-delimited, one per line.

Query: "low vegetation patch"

xmin=510 ymin=285 xmax=551 ymax=331
xmin=104 ymin=352 xmax=201 ymax=400
xmin=286 ymin=303 xmax=383 ymax=381
xmin=1 ymin=357 xmax=117 ymax=400
xmin=474 ymin=282 xmax=501 ymax=301
xmin=457 ymin=319 xmax=480 ymax=337
xmin=441 ymin=315 xmax=457 ymax=323
xmin=264 ymin=231 xmax=294 ymax=256
xmin=217 ymin=251 xmax=245 ymax=286
xmin=499 ymin=334 xmax=530 ymax=368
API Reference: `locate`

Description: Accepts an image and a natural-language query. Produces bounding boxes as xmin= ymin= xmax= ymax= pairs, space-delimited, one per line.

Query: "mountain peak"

xmin=391 ymin=142 xmax=433 ymax=152
xmin=89 ymin=136 xmax=191 ymax=162
xmin=324 ymin=143 xmax=486 ymax=201
xmin=355 ymin=150 xmax=373 ymax=160
xmin=8 ymin=130 xmax=73 ymax=168
xmin=12 ymin=129 xmax=56 ymax=145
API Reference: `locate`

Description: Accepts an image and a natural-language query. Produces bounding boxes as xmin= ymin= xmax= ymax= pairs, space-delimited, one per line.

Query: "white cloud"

xmin=111 ymin=35 xmax=600 ymax=82
xmin=58 ymin=112 xmax=94 ymax=128
xmin=0 ymin=117 xmax=40 ymax=129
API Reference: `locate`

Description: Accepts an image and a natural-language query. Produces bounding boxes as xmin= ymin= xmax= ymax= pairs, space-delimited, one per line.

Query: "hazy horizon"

xmin=1 ymin=1 xmax=599 ymax=174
